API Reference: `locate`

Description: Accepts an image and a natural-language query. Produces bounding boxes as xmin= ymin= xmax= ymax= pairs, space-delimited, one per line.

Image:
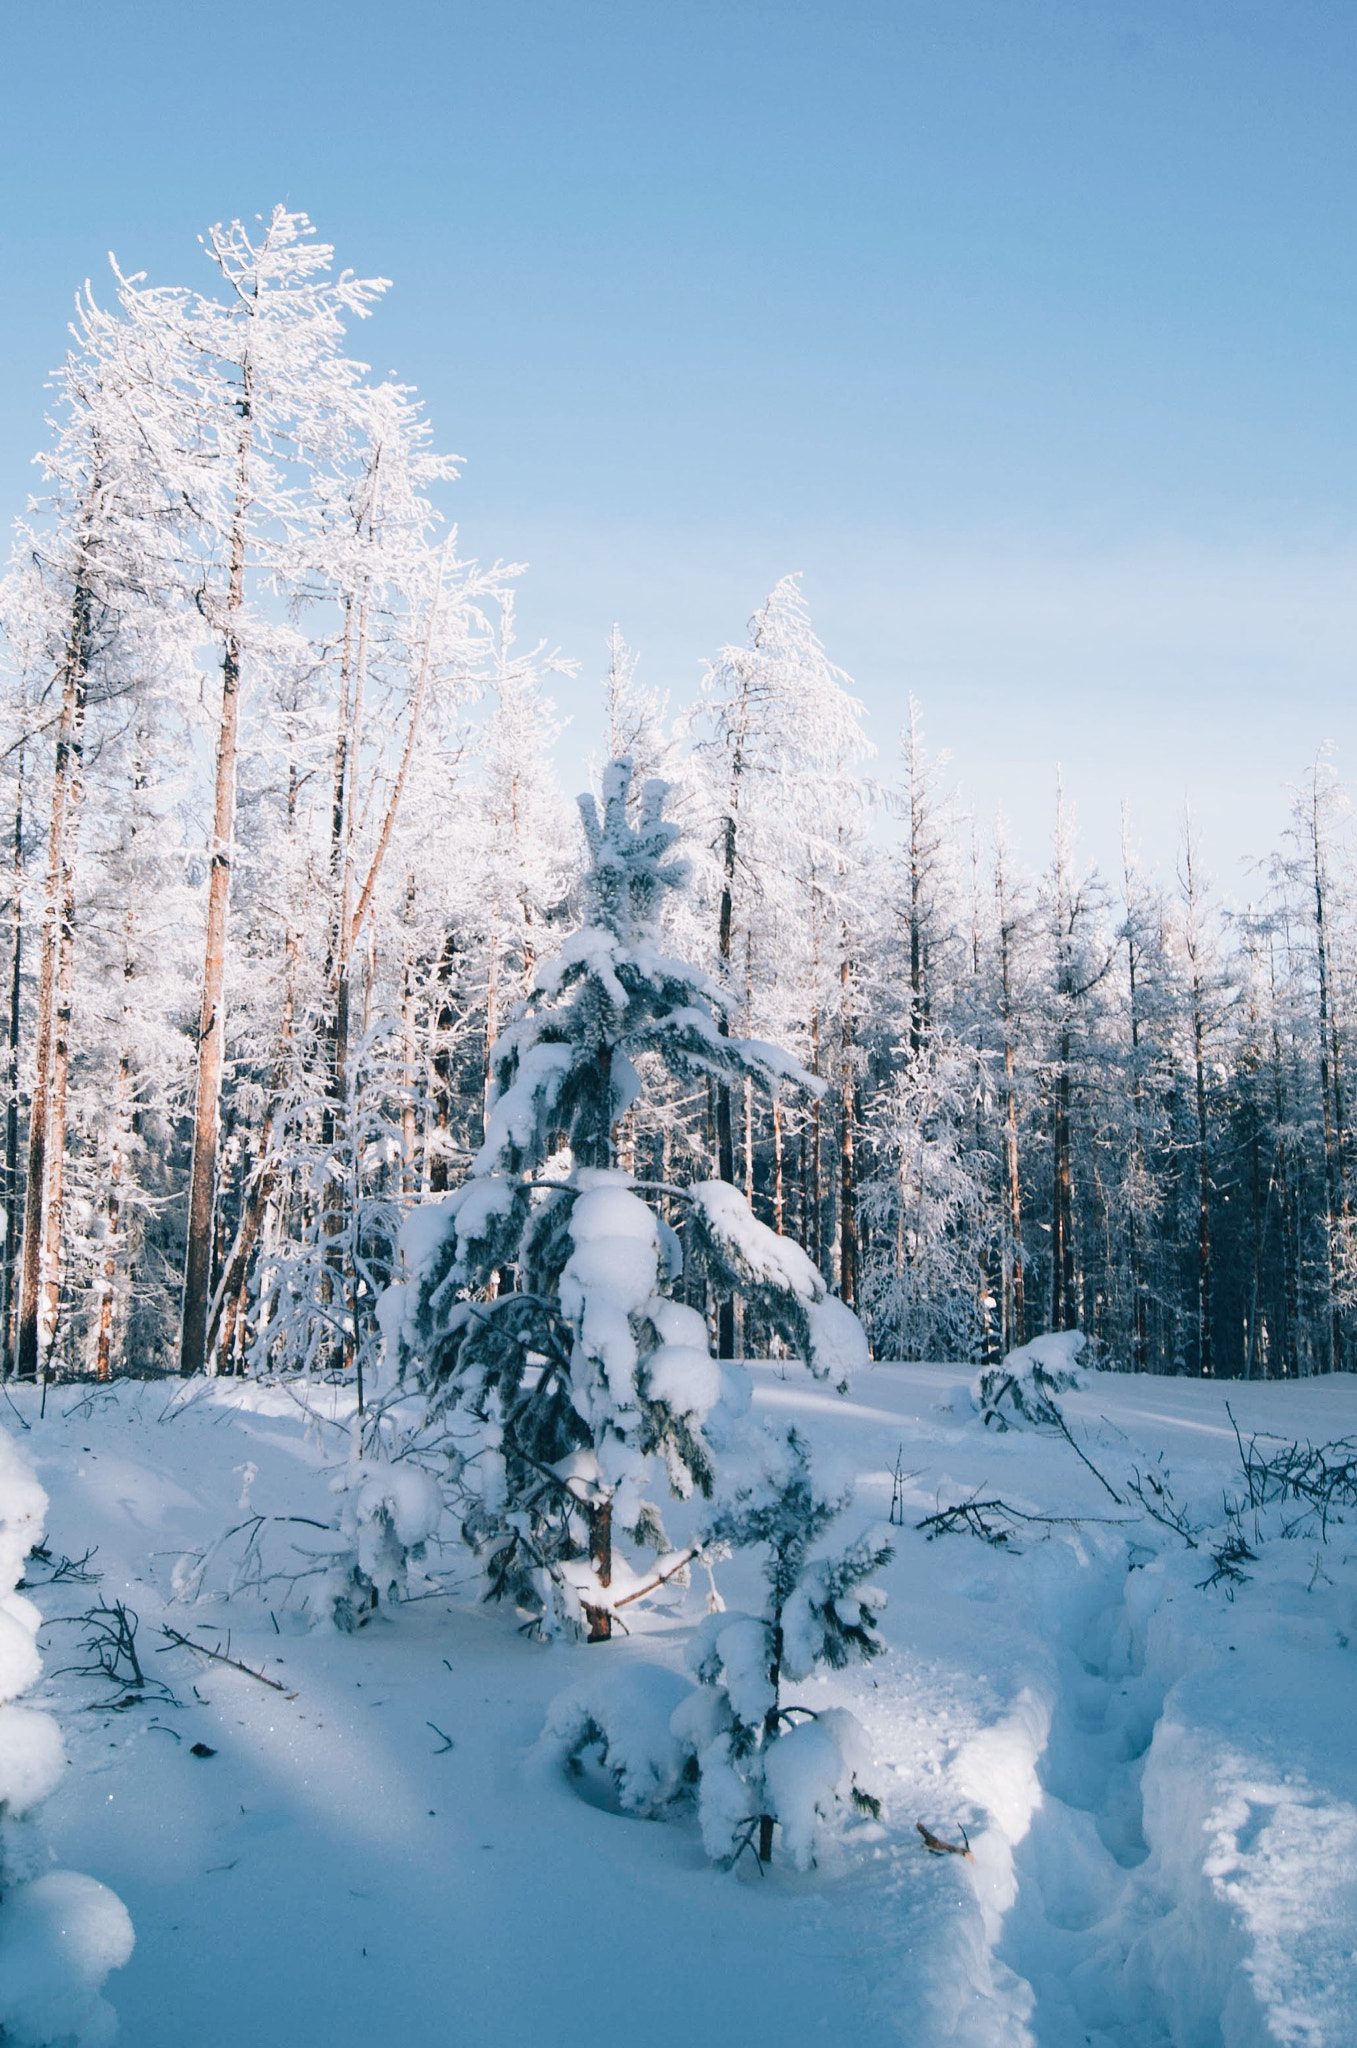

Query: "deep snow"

xmin=6 ymin=1361 xmax=1356 ymax=2048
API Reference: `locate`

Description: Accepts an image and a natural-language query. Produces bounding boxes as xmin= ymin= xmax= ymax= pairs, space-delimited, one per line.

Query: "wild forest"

xmin=3 ymin=206 xmax=1353 ymax=1391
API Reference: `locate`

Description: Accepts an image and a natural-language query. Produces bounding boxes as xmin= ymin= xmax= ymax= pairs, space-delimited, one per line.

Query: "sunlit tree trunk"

xmin=180 ymin=406 xmax=251 ymax=1376
xmin=18 ymin=575 xmax=91 ymax=1381
xmin=2 ymin=741 xmax=24 ymax=1367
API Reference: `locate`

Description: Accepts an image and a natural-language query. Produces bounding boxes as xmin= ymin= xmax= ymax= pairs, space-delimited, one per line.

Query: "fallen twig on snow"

xmin=158 ymin=1625 xmax=296 ymax=1697
xmin=1226 ymin=1403 xmax=1357 ymax=1533
xmin=1 ymin=1384 xmax=30 ymax=1430
xmin=21 ymin=1541 xmax=101 ymax=1587
xmin=917 ymin=1493 xmax=1128 ymax=1547
xmin=48 ymin=1600 xmax=179 ymax=1709
xmin=1196 ymin=1511 xmax=1257 ymax=1595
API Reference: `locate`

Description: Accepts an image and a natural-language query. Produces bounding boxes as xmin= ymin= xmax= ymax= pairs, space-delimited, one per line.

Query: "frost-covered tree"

xmin=162 ymin=208 xmax=390 ymax=1377
xmin=471 ymin=598 xmax=573 ymax=1121
xmin=687 ymin=577 xmax=872 ymax=1322
xmin=542 ymin=1426 xmax=891 ymax=1869
xmin=599 ymin=624 xmax=675 ymax=792
xmin=3 ymin=272 xmax=195 ymax=1381
xmin=388 ymin=759 xmax=864 ymax=1636
xmin=677 ymin=1427 xmax=891 ymax=1867
xmin=860 ymin=1029 xmax=989 ymax=1360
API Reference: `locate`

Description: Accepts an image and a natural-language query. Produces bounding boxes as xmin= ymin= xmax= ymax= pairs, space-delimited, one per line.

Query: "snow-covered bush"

xmin=386 ymin=761 xmax=862 ymax=1636
xmin=975 ymin=1330 xmax=1087 ymax=1431
xmin=320 ymin=1456 xmax=444 ymax=1631
xmin=0 ymin=1427 xmax=134 ymax=2047
xmin=539 ymin=1662 xmax=693 ymax=1815
xmin=677 ymin=1428 xmax=891 ymax=1869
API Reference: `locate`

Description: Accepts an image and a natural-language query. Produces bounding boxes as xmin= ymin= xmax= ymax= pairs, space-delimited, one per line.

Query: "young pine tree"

xmin=389 ymin=760 xmax=864 ymax=1637
xmin=678 ymin=1427 xmax=892 ymax=1867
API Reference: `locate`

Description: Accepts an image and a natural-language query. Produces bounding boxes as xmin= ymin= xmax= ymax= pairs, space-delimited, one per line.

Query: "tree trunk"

xmin=996 ymin=876 xmax=1025 ymax=1352
xmin=712 ymin=730 xmax=748 ymax=1359
xmin=757 ymin=1622 xmax=784 ymax=1861
xmin=1051 ymin=1028 xmax=1075 ymax=1331
xmin=772 ymin=1092 xmax=784 ymax=1234
xmin=2 ymin=743 xmax=24 ymax=1367
xmin=17 ymin=580 xmax=90 ymax=1381
xmin=1120 ymin=832 xmax=1149 ymax=1371
xmin=401 ymin=875 xmax=419 ymax=1197
xmin=1192 ymin=992 xmax=1212 ymax=1377
xmin=40 ymin=852 xmax=77 ymax=1349
xmin=429 ymin=932 xmax=461 ymax=1194
xmin=321 ymin=594 xmax=366 ymax=1363
xmin=95 ymin=1050 xmax=129 ymax=1381
xmin=1312 ymin=795 xmax=1344 ymax=1372
xmin=839 ymin=953 xmax=857 ymax=1308
xmin=180 ymin=412 xmax=251 ymax=1376
xmin=584 ymin=1498 xmax=613 ymax=1643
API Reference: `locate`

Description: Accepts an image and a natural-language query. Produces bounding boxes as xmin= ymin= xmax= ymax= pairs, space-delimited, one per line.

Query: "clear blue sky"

xmin=4 ymin=0 xmax=1356 ymax=884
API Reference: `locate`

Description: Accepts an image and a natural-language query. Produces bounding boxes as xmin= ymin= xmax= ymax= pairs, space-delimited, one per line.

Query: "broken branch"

xmin=158 ymin=1625 xmax=296 ymax=1697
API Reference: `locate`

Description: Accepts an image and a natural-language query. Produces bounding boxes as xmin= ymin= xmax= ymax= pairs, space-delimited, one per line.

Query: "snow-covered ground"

xmin=7 ymin=1361 xmax=1356 ymax=2048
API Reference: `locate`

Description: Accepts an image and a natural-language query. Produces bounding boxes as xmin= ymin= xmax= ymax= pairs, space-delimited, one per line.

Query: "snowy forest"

xmin=2 ymin=205 xmax=1355 ymax=1394
xmin=3 ymin=198 xmax=1357 ymax=2048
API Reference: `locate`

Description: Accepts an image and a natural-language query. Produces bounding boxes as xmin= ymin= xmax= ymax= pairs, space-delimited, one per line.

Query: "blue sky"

xmin=3 ymin=0 xmax=1356 ymax=882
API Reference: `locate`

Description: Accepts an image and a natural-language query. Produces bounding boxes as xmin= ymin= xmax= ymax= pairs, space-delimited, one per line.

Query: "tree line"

xmin=1 ymin=205 xmax=1352 ymax=1385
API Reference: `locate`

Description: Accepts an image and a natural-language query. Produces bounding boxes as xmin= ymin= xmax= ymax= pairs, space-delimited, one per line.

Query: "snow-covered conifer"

xmin=389 ymin=760 xmax=858 ymax=1635
xmin=859 ymin=1030 xmax=989 ymax=1361
xmin=687 ymin=577 xmax=874 ymax=1326
xmin=675 ymin=1427 xmax=890 ymax=1868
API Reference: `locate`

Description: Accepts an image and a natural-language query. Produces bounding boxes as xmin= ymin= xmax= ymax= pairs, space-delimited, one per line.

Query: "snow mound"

xmin=0 ymin=1427 xmax=134 ymax=2047
xmin=0 ymin=1871 xmax=135 ymax=2048
xmin=541 ymin=1662 xmax=694 ymax=1815
xmin=0 ymin=1707 xmax=66 ymax=1817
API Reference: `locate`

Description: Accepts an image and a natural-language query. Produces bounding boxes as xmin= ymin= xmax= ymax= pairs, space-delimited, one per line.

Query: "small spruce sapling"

xmin=388 ymin=761 xmax=860 ymax=1636
xmin=675 ymin=1427 xmax=892 ymax=1869
xmin=976 ymin=1331 xmax=1087 ymax=1431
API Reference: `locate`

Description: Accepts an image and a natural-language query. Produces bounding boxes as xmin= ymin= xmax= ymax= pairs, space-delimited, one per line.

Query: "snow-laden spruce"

xmin=974 ymin=1329 xmax=1088 ymax=1431
xmin=385 ymin=759 xmax=866 ymax=1635
xmin=543 ymin=1428 xmax=892 ymax=1869
xmin=0 ymin=1428 xmax=134 ymax=2047
xmin=680 ymin=1425 xmax=891 ymax=1868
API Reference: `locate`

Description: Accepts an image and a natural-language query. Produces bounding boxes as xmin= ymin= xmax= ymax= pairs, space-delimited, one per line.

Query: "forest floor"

xmin=10 ymin=1361 xmax=1357 ymax=2048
